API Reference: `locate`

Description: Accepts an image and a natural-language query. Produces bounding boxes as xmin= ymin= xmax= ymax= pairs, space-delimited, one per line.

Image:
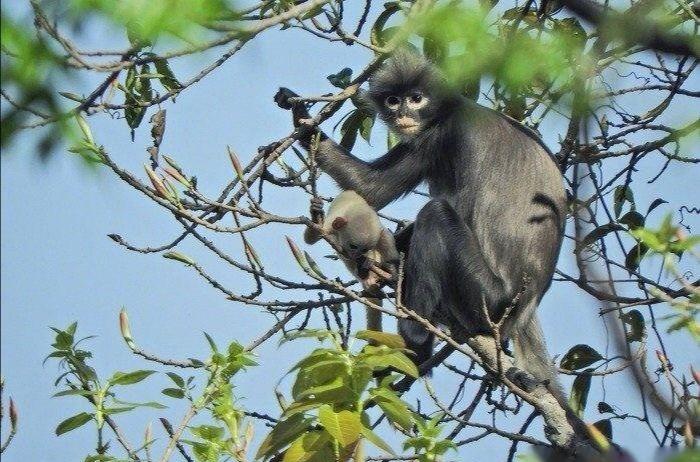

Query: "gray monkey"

xmin=277 ymin=50 xmax=567 ymax=400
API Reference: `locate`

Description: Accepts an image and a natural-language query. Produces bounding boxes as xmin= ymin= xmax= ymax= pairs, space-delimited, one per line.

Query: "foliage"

xmin=258 ymin=330 xmax=418 ymax=461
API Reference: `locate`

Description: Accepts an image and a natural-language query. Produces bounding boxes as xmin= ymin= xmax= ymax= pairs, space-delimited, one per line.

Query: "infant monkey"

xmin=304 ymin=191 xmax=399 ymax=332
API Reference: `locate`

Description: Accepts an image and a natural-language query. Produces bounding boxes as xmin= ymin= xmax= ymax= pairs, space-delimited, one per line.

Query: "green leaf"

xmin=53 ymin=389 xmax=97 ymax=398
xmin=56 ymin=412 xmax=93 ymax=436
xmin=153 ymin=57 xmax=181 ymax=91
xmin=51 ymin=325 xmax=75 ymax=350
xmin=281 ymin=430 xmax=333 ymax=462
xmin=355 ymin=330 xmax=406 ymax=349
xmin=625 ymin=242 xmax=649 ymax=271
xmin=162 ymin=388 xmax=185 ymax=399
xmin=339 ymin=110 xmax=364 ymax=151
xmin=295 ymin=376 xmax=352 ymax=404
xmin=560 ymin=344 xmax=603 ymax=370
xmin=166 ymin=372 xmax=185 ymax=388
xmin=190 ymin=425 xmax=225 ymax=442
xmin=368 ymin=388 xmax=413 ymax=430
xmin=569 ymin=373 xmax=592 ymax=417
xmin=619 ymin=211 xmax=645 ymax=229
xmin=646 ymin=198 xmax=668 ymax=217
xmin=103 ymin=406 xmax=137 ymax=415
xmin=124 ymin=100 xmax=146 ymax=131
xmin=359 ymin=346 xmax=418 ymax=378
xmin=387 ymin=130 xmax=400 ymax=149
xmin=282 ymin=400 xmax=323 ymax=418
xmin=108 ymin=370 xmax=156 ymax=386
xmin=75 ymin=114 xmax=94 ymax=144
xmin=256 ymin=414 xmax=313 ymax=460
xmin=578 ymin=223 xmax=625 ymax=251
xmin=113 ymin=398 xmax=166 ymax=409
xmin=370 ymin=2 xmax=402 ymax=47
xmin=190 ymin=441 xmax=220 ymax=462
xmin=593 ymin=419 xmax=613 ymax=440
xmin=553 ymin=17 xmax=587 ymax=47
xmin=597 ymin=402 xmax=614 ymax=414
xmin=350 ymin=365 xmax=373 ymax=396
xmin=621 ymin=309 xmax=645 ymax=342
xmin=289 ymin=348 xmax=341 ymax=372
xmin=360 ymin=424 xmax=394 ymax=455
xmin=318 ymin=405 xmax=362 ymax=448
xmin=203 ymin=331 xmax=218 ymax=352
xmin=359 ymin=115 xmax=374 ymax=143
xmin=666 ymin=449 xmax=700 ymax=462
xmin=613 ymin=185 xmax=634 ymax=218
xmin=502 ymin=7 xmax=526 ymax=20
xmin=423 ymin=35 xmax=446 ymax=62
xmin=433 ymin=439 xmax=458 ymax=455
xmin=326 ymin=68 xmax=352 ymax=89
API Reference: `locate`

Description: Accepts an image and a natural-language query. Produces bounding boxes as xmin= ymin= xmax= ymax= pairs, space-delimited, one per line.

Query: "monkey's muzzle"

xmin=395 ymin=117 xmax=420 ymax=135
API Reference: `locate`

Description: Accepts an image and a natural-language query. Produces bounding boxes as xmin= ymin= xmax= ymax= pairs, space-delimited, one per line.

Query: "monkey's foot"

xmin=309 ymin=197 xmax=324 ymax=223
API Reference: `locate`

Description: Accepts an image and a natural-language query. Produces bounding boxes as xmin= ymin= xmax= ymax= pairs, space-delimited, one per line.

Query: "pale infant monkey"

xmin=304 ymin=191 xmax=400 ymax=332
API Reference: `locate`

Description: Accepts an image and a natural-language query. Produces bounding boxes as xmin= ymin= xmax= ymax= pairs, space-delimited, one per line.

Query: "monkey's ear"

xmin=332 ymin=217 xmax=348 ymax=230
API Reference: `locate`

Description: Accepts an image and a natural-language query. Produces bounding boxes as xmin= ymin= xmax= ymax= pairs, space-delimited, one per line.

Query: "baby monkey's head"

xmin=330 ymin=205 xmax=382 ymax=260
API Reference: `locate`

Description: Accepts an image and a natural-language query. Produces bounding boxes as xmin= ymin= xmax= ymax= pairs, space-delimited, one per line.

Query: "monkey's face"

xmin=381 ymin=91 xmax=432 ymax=136
xmin=368 ymin=50 xmax=447 ymax=139
xmin=332 ymin=220 xmax=377 ymax=260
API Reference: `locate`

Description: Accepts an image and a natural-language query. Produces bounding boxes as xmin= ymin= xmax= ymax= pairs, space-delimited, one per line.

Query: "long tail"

xmin=512 ymin=311 xmax=567 ymax=405
xmin=365 ymin=299 xmax=383 ymax=332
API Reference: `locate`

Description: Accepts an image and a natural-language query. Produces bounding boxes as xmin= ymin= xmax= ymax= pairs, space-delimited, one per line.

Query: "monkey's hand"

xmin=274 ymin=87 xmax=299 ymax=110
xmin=275 ymin=87 xmax=319 ymax=148
xmin=274 ymin=87 xmax=312 ymax=122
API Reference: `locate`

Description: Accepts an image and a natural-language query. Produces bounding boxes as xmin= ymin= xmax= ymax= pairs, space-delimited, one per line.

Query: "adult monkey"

xmin=275 ymin=50 xmax=567 ymax=398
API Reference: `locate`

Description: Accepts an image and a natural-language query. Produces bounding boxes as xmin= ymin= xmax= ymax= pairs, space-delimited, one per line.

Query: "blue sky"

xmin=1 ymin=2 xmax=698 ymax=461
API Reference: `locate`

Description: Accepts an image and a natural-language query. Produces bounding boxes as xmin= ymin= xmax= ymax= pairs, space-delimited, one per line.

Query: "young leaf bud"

xmin=285 ymin=236 xmax=308 ymax=270
xmin=119 ymin=308 xmax=136 ymax=350
xmin=144 ymin=165 xmax=170 ymax=199
xmin=163 ymin=251 xmax=196 ymax=266
xmin=228 ymin=147 xmax=244 ymax=180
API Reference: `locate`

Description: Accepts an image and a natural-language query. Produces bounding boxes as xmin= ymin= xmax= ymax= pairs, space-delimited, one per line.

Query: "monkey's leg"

xmin=399 ymin=199 xmax=507 ymax=365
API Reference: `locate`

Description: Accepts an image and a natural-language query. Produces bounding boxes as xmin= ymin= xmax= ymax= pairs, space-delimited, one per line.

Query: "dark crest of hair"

xmin=368 ymin=49 xmax=446 ymax=103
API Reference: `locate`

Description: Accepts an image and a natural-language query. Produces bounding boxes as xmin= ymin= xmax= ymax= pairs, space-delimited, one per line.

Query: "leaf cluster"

xmin=257 ymin=330 xmax=423 ymax=462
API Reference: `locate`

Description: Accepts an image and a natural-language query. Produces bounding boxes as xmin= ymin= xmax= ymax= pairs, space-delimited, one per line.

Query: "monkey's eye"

xmin=385 ymin=96 xmax=400 ymax=108
xmin=409 ymin=93 xmax=423 ymax=103
xmin=348 ymin=244 xmax=358 ymax=250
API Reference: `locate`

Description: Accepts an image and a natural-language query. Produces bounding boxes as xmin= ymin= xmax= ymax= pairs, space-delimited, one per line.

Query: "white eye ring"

xmin=407 ymin=93 xmax=429 ymax=110
xmin=385 ymin=96 xmax=400 ymax=109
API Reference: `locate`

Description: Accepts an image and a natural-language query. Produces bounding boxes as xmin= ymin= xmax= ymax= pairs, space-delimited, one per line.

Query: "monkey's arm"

xmin=275 ymin=88 xmax=424 ymax=209
xmin=317 ymin=143 xmax=424 ymax=210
